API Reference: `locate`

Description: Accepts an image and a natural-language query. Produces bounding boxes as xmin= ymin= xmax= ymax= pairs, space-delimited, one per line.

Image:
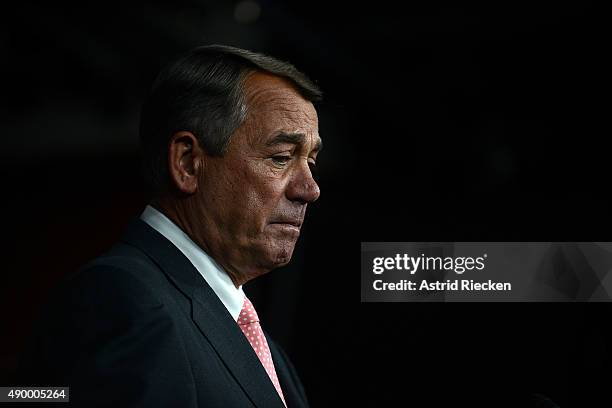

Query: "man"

xmin=18 ymin=45 xmax=322 ymax=407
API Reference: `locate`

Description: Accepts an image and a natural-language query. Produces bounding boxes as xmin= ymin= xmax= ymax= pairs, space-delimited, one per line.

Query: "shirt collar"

xmin=140 ymin=205 xmax=245 ymax=321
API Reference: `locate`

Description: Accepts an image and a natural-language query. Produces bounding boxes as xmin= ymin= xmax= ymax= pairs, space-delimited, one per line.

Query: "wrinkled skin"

xmin=157 ymin=72 xmax=321 ymax=287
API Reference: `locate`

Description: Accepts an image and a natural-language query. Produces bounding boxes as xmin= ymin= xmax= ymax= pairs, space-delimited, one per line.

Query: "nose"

xmin=286 ymin=159 xmax=320 ymax=204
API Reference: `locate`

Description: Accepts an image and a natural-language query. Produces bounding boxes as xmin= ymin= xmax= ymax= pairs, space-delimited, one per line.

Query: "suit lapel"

xmin=266 ymin=333 xmax=309 ymax=408
xmin=121 ymin=218 xmax=284 ymax=408
xmin=191 ymin=285 xmax=284 ymax=407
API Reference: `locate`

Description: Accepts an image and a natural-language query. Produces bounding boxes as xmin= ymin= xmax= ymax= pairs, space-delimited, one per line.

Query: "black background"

xmin=1 ymin=1 xmax=610 ymax=406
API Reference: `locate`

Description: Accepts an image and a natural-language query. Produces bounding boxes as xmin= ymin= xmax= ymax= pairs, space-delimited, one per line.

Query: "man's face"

xmin=196 ymin=72 xmax=321 ymax=282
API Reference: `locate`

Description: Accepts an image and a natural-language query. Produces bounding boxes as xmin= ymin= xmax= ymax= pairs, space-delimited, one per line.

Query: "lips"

xmin=269 ymin=209 xmax=305 ymax=229
xmin=270 ymin=220 xmax=302 ymax=228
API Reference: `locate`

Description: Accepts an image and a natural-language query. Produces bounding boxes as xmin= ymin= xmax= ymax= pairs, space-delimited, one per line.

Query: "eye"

xmin=271 ymin=155 xmax=291 ymax=166
xmin=308 ymin=159 xmax=318 ymax=175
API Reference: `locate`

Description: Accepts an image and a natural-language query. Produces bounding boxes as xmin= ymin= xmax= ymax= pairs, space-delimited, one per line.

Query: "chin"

xmin=269 ymin=243 xmax=296 ymax=267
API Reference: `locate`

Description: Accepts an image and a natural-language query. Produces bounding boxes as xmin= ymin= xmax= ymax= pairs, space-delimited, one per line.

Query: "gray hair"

xmin=139 ymin=44 xmax=322 ymax=195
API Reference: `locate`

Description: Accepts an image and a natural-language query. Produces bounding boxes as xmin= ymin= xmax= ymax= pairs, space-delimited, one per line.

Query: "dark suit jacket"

xmin=17 ymin=218 xmax=309 ymax=407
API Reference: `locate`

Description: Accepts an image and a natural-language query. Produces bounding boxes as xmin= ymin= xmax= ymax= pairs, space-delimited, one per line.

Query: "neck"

xmin=151 ymin=196 xmax=251 ymax=288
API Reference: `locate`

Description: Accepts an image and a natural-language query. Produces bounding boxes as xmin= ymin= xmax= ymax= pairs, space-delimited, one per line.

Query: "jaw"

xmin=195 ymin=215 xmax=303 ymax=285
xmin=249 ymin=232 xmax=299 ymax=272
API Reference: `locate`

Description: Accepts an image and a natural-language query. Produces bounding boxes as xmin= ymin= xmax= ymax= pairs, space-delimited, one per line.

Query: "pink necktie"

xmin=238 ymin=297 xmax=287 ymax=406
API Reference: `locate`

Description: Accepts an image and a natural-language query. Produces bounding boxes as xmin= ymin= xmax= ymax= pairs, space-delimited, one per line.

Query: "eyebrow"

xmin=265 ymin=132 xmax=323 ymax=152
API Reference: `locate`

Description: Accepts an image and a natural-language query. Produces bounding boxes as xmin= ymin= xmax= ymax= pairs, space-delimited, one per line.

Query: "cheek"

xmin=230 ymin=170 xmax=284 ymax=230
xmin=206 ymin=158 xmax=287 ymax=233
xmin=246 ymin=183 xmax=284 ymax=226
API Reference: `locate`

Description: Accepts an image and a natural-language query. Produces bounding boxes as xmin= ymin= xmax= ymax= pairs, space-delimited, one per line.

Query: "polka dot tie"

xmin=238 ymin=297 xmax=286 ymax=407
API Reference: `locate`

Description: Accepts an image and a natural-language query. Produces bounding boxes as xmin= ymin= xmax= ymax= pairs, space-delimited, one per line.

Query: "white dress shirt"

xmin=140 ymin=205 xmax=245 ymax=321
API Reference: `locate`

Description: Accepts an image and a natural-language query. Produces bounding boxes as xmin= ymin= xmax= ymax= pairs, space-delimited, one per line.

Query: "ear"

xmin=167 ymin=131 xmax=203 ymax=194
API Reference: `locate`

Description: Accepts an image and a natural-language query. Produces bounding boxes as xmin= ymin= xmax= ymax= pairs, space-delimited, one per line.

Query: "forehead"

xmin=242 ymin=72 xmax=319 ymax=139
